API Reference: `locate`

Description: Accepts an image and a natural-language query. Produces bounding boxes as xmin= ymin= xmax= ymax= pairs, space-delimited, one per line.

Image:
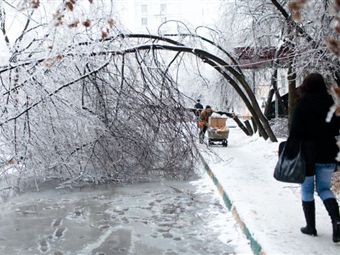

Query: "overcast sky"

xmin=0 ymin=0 xmax=225 ymax=64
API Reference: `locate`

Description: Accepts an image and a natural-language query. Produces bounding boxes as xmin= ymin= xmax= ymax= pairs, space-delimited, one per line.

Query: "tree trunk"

xmin=244 ymin=120 xmax=254 ymax=136
xmin=288 ymin=62 xmax=297 ymax=130
xmin=271 ymin=68 xmax=287 ymax=116
xmin=264 ymin=88 xmax=275 ymax=118
xmin=233 ymin=116 xmax=250 ymax=136
xmin=251 ymin=117 xmax=258 ymax=133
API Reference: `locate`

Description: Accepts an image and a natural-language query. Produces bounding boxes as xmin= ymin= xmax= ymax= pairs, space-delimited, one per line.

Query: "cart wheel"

xmin=222 ymin=140 xmax=228 ymax=147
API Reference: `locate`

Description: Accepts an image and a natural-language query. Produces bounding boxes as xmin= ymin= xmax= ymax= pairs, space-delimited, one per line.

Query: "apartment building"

xmin=115 ymin=0 xmax=221 ymax=33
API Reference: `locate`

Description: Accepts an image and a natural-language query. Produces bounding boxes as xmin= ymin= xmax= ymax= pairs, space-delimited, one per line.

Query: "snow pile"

xmin=211 ymin=112 xmax=228 ymax=118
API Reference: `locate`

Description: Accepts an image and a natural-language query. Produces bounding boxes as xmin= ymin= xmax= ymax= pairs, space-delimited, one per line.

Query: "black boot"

xmin=323 ymin=198 xmax=340 ymax=243
xmin=301 ymin=200 xmax=317 ymax=236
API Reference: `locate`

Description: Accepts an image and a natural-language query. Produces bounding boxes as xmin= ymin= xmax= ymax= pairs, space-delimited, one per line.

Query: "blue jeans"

xmin=301 ymin=163 xmax=336 ymax=202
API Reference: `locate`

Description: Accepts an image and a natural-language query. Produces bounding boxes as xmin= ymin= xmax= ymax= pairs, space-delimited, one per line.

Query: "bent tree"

xmin=0 ymin=2 xmax=276 ymax=192
xmin=0 ymin=32 xmax=276 ymax=188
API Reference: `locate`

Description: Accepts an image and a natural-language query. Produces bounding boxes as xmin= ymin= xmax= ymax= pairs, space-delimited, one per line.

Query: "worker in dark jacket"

xmin=288 ymin=73 xmax=340 ymax=242
xmin=194 ymin=99 xmax=204 ymax=119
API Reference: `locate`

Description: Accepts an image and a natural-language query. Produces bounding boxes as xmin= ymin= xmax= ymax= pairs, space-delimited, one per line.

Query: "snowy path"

xmin=0 ymin=178 xmax=251 ymax=255
xmin=200 ymin=124 xmax=340 ymax=254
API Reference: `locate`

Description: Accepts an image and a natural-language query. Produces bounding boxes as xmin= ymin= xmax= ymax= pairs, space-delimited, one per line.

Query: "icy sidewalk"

xmin=0 ymin=179 xmax=252 ymax=255
xmin=200 ymin=126 xmax=340 ymax=255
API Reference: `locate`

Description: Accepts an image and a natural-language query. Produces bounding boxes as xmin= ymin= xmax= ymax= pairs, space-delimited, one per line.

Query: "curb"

xmin=198 ymin=152 xmax=266 ymax=255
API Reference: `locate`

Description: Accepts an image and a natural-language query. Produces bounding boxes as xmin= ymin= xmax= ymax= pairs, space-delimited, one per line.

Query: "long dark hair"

xmin=299 ymin=73 xmax=328 ymax=98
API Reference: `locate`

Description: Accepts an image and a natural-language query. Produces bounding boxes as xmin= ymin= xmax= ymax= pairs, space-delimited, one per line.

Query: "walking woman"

xmin=289 ymin=73 xmax=340 ymax=242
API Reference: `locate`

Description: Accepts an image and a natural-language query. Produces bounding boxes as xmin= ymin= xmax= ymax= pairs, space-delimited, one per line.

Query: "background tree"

xmin=219 ymin=0 xmax=339 ymax=125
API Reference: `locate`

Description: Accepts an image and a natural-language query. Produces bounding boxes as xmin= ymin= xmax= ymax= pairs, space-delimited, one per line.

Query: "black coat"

xmin=289 ymin=92 xmax=339 ymax=176
xmin=194 ymin=102 xmax=203 ymax=109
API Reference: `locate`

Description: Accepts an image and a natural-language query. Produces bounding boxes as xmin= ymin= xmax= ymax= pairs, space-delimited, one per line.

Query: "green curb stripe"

xmin=198 ymin=152 xmax=265 ymax=255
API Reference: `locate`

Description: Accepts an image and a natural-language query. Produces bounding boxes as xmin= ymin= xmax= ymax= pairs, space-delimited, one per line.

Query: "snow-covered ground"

xmin=0 ymin=177 xmax=252 ymax=255
xmin=200 ymin=120 xmax=340 ymax=254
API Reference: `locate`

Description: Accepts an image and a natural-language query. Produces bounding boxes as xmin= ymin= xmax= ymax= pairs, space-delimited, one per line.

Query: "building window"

xmin=141 ymin=17 xmax=148 ymax=26
xmin=160 ymin=3 xmax=166 ymax=13
xmin=141 ymin=4 xmax=147 ymax=14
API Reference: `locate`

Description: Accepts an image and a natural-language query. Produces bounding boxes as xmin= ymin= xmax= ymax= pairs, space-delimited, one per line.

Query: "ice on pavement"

xmin=0 ymin=177 xmax=252 ymax=255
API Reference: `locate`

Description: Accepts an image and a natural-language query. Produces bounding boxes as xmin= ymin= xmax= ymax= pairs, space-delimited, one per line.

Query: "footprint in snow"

xmin=54 ymin=227 xmax=66 ymax=239
xmin=51 ymin=218 xmax=63 ymax=227
xmin=38 ymin=238 xmax=50 ymax=253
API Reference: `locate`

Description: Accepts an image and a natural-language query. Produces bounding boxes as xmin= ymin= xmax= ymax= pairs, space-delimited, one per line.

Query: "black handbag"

xmin=274 ymin=139 xmax=306 ymax=184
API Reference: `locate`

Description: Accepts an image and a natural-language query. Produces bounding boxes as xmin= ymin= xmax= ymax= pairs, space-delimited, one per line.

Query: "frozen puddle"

xmin=0 ymin=177 xmax=251 ymax=255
